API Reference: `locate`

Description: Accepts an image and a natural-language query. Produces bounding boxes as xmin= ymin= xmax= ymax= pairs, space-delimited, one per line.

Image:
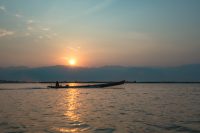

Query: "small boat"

xmin=48 ymin=80 xmax=125 ymax=88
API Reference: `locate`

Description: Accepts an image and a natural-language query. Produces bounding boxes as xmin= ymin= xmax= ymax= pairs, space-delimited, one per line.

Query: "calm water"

xmin=0 ymin=83 xmax=200 ymax=133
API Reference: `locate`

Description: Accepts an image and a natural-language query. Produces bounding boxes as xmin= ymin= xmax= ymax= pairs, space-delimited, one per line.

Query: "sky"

xmin=0 ymin=0 xmax=200 ymax=67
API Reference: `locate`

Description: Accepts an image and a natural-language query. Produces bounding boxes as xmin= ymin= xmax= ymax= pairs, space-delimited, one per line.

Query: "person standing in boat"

xmin=56 ymin=81 xmax=59 ymax=87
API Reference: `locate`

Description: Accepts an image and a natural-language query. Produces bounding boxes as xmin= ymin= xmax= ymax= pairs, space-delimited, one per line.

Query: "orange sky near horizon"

xmin=0 ymin=0 xmax=200 ymax=67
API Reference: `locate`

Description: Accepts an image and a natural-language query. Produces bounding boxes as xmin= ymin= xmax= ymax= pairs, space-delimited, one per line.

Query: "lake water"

xmin=0 ymin=83 xmax=200 ymax=133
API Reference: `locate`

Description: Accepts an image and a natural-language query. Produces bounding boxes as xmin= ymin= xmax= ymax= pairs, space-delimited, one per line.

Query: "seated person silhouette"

xmin=56 ymin=81 xmax=59 ymax=87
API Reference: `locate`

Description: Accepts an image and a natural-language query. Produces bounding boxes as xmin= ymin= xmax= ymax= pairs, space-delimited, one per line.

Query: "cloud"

xmin=53 ymin=33 xmax=57 ymax=36
xmin=0 ymin=29 xmax=14 ymax=37
xmin=0 ymin=6 xmax=6 ymax=12
xmin=67 ymin=46 xmax=81 ymax=52
xmin=85 ymin=0 xmax=113 ymax=15
xmin=0 ymin=5 xmax=57 ymax=41
xmin=39 ymin=36 xmax=43 ymax=39
xmin=27 ymin=20 xmax=35 ymax=24
xmin=15 ymin=13 xmax=23 ymax=18
xmin=127 ymin=32 xmax=153 ymax=40
xmin=41 ymin=28 xmax=50 ymax=31
xmin=45 ymin=34 xmax=52 ymax=39
xmin=25 ymin=32 xmax=30 ymax=36
xmin=27 ymin=26 xmax=33 ymax=30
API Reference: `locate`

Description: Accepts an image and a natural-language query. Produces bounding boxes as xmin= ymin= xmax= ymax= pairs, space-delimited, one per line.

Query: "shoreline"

xmin=0 ymin=80 xmax=200 ymax=84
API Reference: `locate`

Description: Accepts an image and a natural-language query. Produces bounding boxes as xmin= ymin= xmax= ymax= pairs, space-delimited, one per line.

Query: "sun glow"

xmin=68 ymin=58 xmax=76 ymax=66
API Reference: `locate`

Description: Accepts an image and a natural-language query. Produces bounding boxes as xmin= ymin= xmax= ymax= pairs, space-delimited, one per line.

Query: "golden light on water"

xmin=54 ymin=83 xmax=91 ymax=133
xmin=55 ymin=86 xmax=83 ymax=132
xmin=64 ymin=87 xmax=80 ymax=121
xmin=58 ymin=127 xmax=81 ymax=132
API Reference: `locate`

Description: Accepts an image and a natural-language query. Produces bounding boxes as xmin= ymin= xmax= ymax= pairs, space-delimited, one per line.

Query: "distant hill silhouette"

xmin=0 ymin=64 xmax=200 ymax=82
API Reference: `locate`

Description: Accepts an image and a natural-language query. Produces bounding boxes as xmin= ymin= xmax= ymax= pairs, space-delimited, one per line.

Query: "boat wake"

xmin=0 ymin=87 xmax=46 ymax=90
xmin=0 ymin=87 xmax=125 ymax=90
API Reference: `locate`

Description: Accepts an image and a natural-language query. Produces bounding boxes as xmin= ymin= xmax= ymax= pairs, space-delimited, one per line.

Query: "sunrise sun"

xmin=68 ymin=58 xmax=76 ymax=66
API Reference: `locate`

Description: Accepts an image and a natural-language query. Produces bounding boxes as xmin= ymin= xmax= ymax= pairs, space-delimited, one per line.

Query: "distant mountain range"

xmin=0 ymin=64 xmax=200 ymax=82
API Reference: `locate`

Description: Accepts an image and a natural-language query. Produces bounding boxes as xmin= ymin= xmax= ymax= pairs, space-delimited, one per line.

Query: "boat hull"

xmin=48 ymin=80 xmax=125 ymax=88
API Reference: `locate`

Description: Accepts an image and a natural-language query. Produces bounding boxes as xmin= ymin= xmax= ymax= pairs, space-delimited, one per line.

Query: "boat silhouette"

xmin=48 ymin=80 xmax=125 ymax=88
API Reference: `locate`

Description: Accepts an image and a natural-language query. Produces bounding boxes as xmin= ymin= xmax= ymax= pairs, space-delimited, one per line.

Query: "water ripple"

xmin=0 ymin=83 xmax=200 ymax=133
xmin=94 ymin=128 xmax=115 ymax=133
xmin=145 ymin=123 xmax=200 ymax=133
xmin=49 ymin=121 xmax=91 ymax=133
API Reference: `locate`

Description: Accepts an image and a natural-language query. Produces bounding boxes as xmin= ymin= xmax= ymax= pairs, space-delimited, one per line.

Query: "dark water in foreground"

xmin=0 ymin=83 xmax=200 ymax=133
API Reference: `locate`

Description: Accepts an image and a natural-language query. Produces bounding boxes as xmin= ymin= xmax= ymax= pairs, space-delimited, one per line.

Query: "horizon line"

xmin=0 ymin=63 xmax=200 ymax=69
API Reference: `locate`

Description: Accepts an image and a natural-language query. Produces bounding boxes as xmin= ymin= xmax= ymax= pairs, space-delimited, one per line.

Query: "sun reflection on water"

xmin=58 ymin=127 xmax=83 ymax=133
xmin=64 ymin=87 xmax=80 ymax=121
xmin=54 ymin=83 xmax=91 ymax=132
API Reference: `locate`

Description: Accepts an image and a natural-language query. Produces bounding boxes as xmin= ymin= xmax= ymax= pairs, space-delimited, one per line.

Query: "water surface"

xmin=0 ymin=83 xmax=200 ymax=133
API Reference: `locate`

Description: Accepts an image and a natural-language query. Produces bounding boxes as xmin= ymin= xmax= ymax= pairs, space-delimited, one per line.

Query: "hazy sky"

xmin=0 ymin=0 xmax=200 ymax=67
